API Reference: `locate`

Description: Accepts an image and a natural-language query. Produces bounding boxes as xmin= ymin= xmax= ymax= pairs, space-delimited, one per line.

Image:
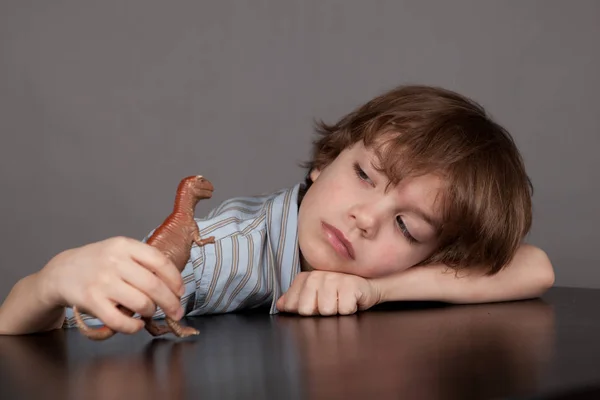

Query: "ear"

xmin=309 ymin=168 xmax=321 ymax=182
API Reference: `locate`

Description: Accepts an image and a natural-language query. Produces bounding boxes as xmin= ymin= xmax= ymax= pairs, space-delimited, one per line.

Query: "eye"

xmin=353 ymin=163 xmax=372 ymax=184
xmin=396 ymin=216 xmax=418 ymax=244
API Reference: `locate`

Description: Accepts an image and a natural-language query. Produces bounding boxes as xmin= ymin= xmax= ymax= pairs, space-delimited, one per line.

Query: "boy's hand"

xmin=276 ymin=271 xmax=381 ymax=316
xmin=40 ymin=236 xmax=185 ymax=334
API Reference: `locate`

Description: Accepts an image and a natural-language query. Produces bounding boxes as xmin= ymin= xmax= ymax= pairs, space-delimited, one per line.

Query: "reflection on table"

xmin=0 ymin=298 xmax=555 ymax=400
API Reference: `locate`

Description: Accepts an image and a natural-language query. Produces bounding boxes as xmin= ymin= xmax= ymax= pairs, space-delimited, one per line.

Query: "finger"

xmin=297 ymin=280 xmax=319 ymax=316
xmin=280 ymin=272 xmax=309 ymax=313
xmin=356 ymin=280 xmax=377 ymax=311
xmin=275 ymin=295 xmax=286 ymax=311
xmin=87 ymin=292 xmax=144 ymax=334
xmin=106 ymin=279 xmax=159 ymax=318
xmin=119 ymin=238 xmax=185 ymax=295
xmin=317 ymin=280 xmax=338 ymax=316
xmin=337 ymin=286 xmax=359 ymax=315
xmin=117 ymin=260 xmax=183 ymax=320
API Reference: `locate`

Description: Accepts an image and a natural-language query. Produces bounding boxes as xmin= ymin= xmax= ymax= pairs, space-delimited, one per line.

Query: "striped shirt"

xmin=63 ymin=183 xmax=303 ymax=327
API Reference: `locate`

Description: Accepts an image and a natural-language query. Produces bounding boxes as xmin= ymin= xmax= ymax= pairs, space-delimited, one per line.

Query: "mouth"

xmin=199 ymin=188 xmax=214 ymax=197
xmin=321 ymin=222 xmax=355 ymax=260
xmin=199 ymin=182 xmax=214 ymax=192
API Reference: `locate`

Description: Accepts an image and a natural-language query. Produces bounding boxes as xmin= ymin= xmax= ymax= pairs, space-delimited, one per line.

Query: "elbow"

xmin=530 ymin=245 xmax=555 ymax=297
xmin=540 ymin=263 xmax=555 ymax=295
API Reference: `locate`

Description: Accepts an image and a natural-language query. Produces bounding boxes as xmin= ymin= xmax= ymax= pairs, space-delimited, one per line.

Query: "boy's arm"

xmin=1 ymin=236 xmax=186 ymax=336
xmin=0 ymin=271 xmax=66 ymax=335
xmin=276 ymin=243 xmax=553 ymax=316
xmin=374 ymin=244 xmax=555 ymax=304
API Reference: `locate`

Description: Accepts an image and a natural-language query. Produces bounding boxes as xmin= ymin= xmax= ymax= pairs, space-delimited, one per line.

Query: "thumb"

xmin=275 ymin=294 xmax=285 ymax=310
xmin=356 ymin=279 xmax=380 ymax=310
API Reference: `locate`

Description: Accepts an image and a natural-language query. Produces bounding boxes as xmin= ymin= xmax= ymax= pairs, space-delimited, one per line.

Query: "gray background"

xmin=1 ymin=1 xmax=598 ymax=301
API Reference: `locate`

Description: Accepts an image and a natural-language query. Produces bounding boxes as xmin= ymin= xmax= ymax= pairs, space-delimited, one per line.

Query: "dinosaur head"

xmin=180 ymin=175 xmax=214 ymax=199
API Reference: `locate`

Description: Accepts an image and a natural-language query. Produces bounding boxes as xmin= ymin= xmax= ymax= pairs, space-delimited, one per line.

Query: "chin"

xmin=299 ymin=241 xmax=344 ymax=273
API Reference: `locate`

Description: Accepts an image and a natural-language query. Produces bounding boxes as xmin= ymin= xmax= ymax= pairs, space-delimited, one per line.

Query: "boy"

xmin=0 ymin=85 xmax=554 ymax=335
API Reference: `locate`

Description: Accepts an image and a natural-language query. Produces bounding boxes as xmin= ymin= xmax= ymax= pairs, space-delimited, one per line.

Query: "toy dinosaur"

xmin=73 ymin=175 xmax=216 ymax=340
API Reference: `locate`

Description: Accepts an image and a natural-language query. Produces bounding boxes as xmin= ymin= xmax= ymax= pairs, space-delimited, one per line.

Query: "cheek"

xmin=306 ymin=176 xmax=349 ymax=212
xmin=362 ymin=241 xmax=416 ymax=276
xmin=318 ymin=175 xmax=347 ymax=197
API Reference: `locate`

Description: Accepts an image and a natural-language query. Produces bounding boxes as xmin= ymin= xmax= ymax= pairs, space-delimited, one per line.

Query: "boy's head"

xmin=297 ymin=85 xmax=532 ymax=277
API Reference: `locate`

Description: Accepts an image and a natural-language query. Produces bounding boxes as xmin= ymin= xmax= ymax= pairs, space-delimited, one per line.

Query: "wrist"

xmin=369 ymin=272 xmax=411 ymax=304
xmin=37 ymin=252 xmax=69 ymax=308
xmin=371 ymin=265 xmax=443 ymax=303
xmin=365 ymin=277 xmax=384 ymax=306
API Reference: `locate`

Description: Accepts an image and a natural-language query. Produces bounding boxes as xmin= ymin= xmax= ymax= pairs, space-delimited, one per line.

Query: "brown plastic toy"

xmin=72 ymin=175 xmax=216 ymax=340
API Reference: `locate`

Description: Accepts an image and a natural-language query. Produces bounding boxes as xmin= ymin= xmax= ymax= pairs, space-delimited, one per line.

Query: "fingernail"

xmin=178 ymin=286 xmax=185 ymax=296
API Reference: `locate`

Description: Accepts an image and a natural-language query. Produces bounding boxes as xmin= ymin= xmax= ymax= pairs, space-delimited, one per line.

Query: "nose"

xmin=350 ymin=203 xmax=381 ymax=238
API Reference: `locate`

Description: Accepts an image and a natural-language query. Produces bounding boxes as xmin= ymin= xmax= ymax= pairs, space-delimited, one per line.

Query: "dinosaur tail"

xmin=72 ymin=305 xmax=118 ymax=341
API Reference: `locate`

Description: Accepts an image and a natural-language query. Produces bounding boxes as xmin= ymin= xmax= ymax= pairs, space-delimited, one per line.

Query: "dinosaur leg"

xmin=165 ymin=317 xmax=199 ymax=337
xmin=142 ymin=316 xmax=172 ymax=337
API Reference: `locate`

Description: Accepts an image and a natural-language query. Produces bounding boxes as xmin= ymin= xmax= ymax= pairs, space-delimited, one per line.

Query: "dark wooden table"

xmin=1 ymin=287 xmax=600 ymax=400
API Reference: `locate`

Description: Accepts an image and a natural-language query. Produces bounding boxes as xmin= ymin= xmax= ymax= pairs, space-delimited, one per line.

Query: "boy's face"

xmin=298 ymin=141 xmax=444 ymax=278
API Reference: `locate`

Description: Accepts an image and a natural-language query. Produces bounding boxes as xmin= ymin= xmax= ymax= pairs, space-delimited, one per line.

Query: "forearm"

xmin=374 ymin=244 xmax=555 ymax=304
xmin=0 ymin=272 xmax=65 ymax=335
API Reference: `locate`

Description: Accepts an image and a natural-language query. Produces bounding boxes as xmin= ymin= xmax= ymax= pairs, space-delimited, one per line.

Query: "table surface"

xmin=1 ymin=286 xmax=600 ymax=400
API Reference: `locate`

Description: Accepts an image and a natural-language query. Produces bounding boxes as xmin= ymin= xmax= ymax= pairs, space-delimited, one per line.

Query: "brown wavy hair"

xmin=301 ymin=85 xmax=533 ymax=275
